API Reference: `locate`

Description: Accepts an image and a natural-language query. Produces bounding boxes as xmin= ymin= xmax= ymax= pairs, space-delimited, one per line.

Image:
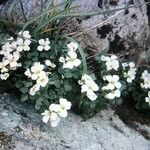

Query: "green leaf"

xmin=21 ymin=94 xmax=28 ymax=102
xmin=19 ymin=87 xmax=28 ymax=94
xmin=15 ymin=83 xmax=22 ymax=88
xmin=24 ymin=82 xmax=32 ymax=88
xmin=6 ymin=0 xmax=16 ymax=21
xmin=34 ymin=6 xmax=76 ymax=32
xmin=22 ymin=0 xmax=73 ymax=30
xmin=64 ymin=83 xmax=72 ymax=92
xmin=35 ymin=97 xmax=44 ymax=110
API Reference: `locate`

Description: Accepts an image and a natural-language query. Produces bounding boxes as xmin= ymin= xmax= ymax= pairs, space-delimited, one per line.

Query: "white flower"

xmin=104 ymin=75 xmax=122 ymax=90
xmin=0 ymin=62 xmax=6 ymax=70
xmin=81 ymin=74 xmax=93 ymax=82
xmin=0 ymin=73 xmax=9 ymax=80
xmin=86 ymin=90 xmax=98 ymax=101
xmin=145 ymin=91 xmax=150 ymax=106
xmin=58 ymin=98 xmax=71 ymax=118
xmin=9 ymin=61 xmax=18 ymax=68
xmin=63 ymin=51 xmax=81 ymax=69
xmin=122 ymin=62 xmax=128 ymax=68
xmin=49 ymin=104 xmax=61 ymax=113
xmin=50 ymin=112 xmax=58 ymax=120
xmin=17 ymin=38 xmax=31 ymax=52
xmin=29 ymin=84 xmax=40 ymax=96
xmin=36 ymin=74 xmax=49 ymax=87
xmin=141 ymin=70 xmax=150 ymax=89
xmin=81 ymin=81 xmax=99 ymax=93
xmin=81 ymin=84 xmax=99 ymax=101
xmin=141 ymin=70 xmax=149 ymax=79
xmin=0 ymin=40 xmax=17 ymax=56
xmin=42 ymin=109 xmax=59 ymax=125
xmin=101 ymin=55 xmax=109 ymax=61
xmin=37 ymin=38 xmax=50 ymax=51
xmin=67 ymin=42 xmax=78 ymax=51
xmin=41 ymin=110 xmax=51 ymax=123
xmin=60 ymin=43 xmax=81 ymax=70
xmin=101 ymin=55 xmax=119 ymax=71
xmin=2 ymin=58 xmax=9 ymax=66
xmin=31 ymin=62 xmax=44 ymax=75
xmin=125 ymin=69 xmax=136 ymax=83
xmin=105 ymin=56 xmax=119 ymax=71
xmin=129 ymin=62 xmax=135 ymax=68
xmin=1 ymin=67 xmax=8 ymax=73
xmin=59 ymin=57 xmax=65 ymax=63
xmin=19 ymin=31 xmax=31 ymax=39
xmin=0 ymin=42 xmax=13 ymax=56
xmin=9 ymin=41 xmax=17 ymax=51
xmin=45 ymin=60 xmax=56 ymax=68
xmin=41 ymin=99 xmax=71 ymax=127
xmin=26 ymin=62 xmax=49 ymax=90
xmin=25 ymin=69 xmax=32 ymax=78
xmin=105 ymin=89 xmax=121 ymax=99
xmin=13 ymin=51 xmax=20 ymax=60
xmin=122 ymin=62 xmax=136 ymax=83
xmin=79 ymin=74 xmax=99 ymax=101
xmin=1 ymin=53 xmax=21 ymax=71
xmin=102 ymin=74 xmax=122 ymax=100
xmin=42 ymin=103 xmax=60 ymax=126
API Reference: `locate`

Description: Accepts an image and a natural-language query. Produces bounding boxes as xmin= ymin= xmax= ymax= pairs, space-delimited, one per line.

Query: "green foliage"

xmin=131 ymin=67 xmax=150 ymax=110
xmin=0 ymin=0 xmax=149 ymax=120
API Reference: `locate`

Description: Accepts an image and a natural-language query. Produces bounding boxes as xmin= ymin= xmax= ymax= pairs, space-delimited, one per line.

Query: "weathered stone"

xmin=72 ymin=0 xmax=149 ymax=60
xmin=0 ymin=0 xmax=149 ymax=60
xmin=0 ymin=1 xmax=150 ymax=149
xmin=0 ymin=94 xmax=150 ymax=150
xmin=0 ymin=0 xmax=150 ymax=55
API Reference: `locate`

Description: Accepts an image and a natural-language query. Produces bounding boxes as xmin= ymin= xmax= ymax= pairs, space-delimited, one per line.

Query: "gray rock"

xmin=0 ymin=94 xmax=150 ymax=150
xmin=0 ymin=0 xmax=149 ymax=60
xmin=72 ymin=0 xmax=149 ymax=60
xmin=0 ymin=2 xmax=150 ymax=149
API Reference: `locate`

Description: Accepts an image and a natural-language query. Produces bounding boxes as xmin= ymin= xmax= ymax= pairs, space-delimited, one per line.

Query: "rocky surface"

xmin=0 ymin=1 xmax=150 ymax=150
xmin=72 ymin=0 xmax=150 ymax=61
xmin=0 ymin=0 xmax=150 ymax=60
xmin=0 ymin=94 xmax=150 ymax=150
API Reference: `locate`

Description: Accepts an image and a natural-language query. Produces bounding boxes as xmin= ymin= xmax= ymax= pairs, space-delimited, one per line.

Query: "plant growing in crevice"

xmin=0 ymin=0 xmax=149 ymax=127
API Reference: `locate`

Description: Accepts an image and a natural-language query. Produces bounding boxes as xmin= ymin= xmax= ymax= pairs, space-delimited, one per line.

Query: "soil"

xmin=115 ymin=98 xmax=150 ymax=140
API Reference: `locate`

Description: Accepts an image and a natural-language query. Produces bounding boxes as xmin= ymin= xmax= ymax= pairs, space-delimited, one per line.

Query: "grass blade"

xmin=22 ymin=0 xmax=73 ymax=30
xmin=6 ymin=0 xmax=16 ymax=21
xmin=34 ymin=6 xmax=77 ymax=33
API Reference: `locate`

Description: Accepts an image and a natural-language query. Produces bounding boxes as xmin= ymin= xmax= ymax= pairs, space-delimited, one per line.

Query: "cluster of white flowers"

xmin=0 ymin=31 xmax=31 ymax=80
xmin=141 ymin=70 xmax=150 ymax=89
xmin=59 ymin=42 xmax=81 ymax=69
xmin=145 ymin=91 xmax=150 ymax=106
xmin=102 ymin=75 xmax=122 ymax=99
xmin=78 ymin=74 xmax=99 ymax=101
xmin=101 ymin=55 xmax=119 ymax=71
xmin=122 ymin=62 xmax=137 ymax=83
xmin=24 ymin=62 xmax=49 ymax=95
xmin=42 ymin=98 xmax=71 ymax=127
